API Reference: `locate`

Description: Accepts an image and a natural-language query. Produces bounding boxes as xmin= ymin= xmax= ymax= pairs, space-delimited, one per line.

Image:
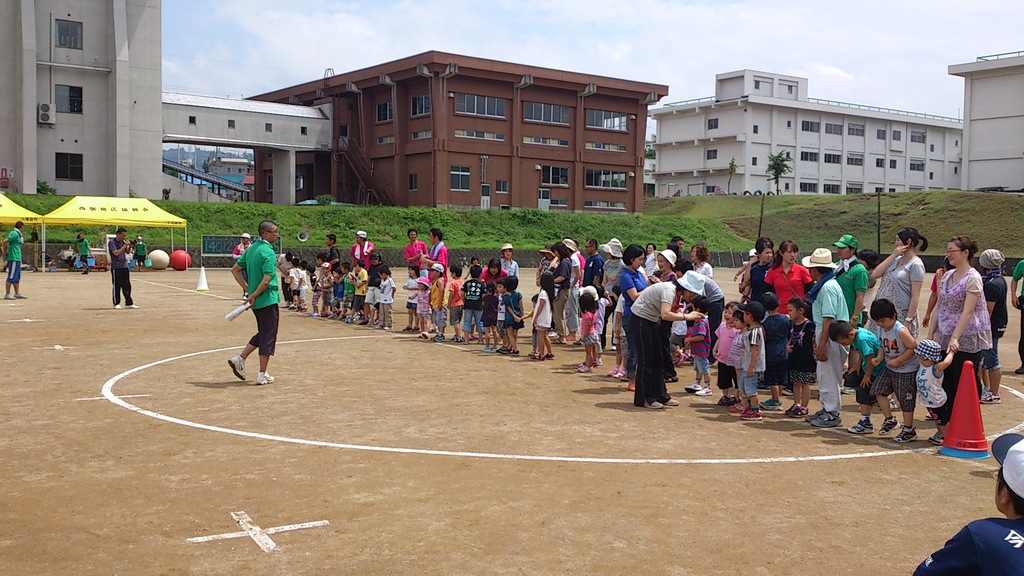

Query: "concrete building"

xmin=0 ymin=0 xmax=163 ymax=198
xmin=252 ymin=52 xmax=667 ymax=212
xmin=949 ymin=51 xmax=1024 ymax=191
xmin=650 ymin=70 xmax=963 ymax=197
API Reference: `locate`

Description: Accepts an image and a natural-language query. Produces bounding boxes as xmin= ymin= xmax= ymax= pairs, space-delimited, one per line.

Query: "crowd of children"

xmin=278 ymin=236 xmax=1002 ymax=445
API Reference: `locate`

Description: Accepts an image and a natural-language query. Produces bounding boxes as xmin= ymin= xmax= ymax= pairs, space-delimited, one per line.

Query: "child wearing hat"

xmin=914 ymin=339 xmax=953 ymax=428
xmin=735 ymin=301 xmax=766 ymax=421
xmin=428 ymin=263 xmax=448 ymax=342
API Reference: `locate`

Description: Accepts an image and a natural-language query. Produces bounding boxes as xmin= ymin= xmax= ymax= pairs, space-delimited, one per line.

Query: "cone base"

xmin=938 ymin=446 xmax=991 ymax=459
xmin=196 ymin=289 xmax=209 ymax=293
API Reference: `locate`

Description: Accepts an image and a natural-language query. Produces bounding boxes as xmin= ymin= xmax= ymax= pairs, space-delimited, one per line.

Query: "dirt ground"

xmin=2 ymin=267 xmax=1022 ymax=575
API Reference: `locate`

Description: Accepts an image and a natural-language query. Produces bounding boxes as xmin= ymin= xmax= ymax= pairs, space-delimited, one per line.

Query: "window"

xmin=752 ymin=124 xmax=759 ymax=134
xmin=911 ymin=130 xmax=926 ymax=144
xmin=450 ymin=166 xmax=471 ymax=191
xmin=228 ymin=119 xmax=235 ymax=129
xmin=825 ymin=123 xmax=843 ymax=135
xmin=875 ymin=158 xmax=885 ymax=168
xmin=376 ymin=102 xmax=393 ymax=123
xmin=55 ymin=153 xmax=83 ymax=180
xmin=930 ymin=144 xmax=935 ymax=152
xmin=892 ymin=130 xmax=902 ymax=141
xmin=55 ymin=85 xmax=83 ymax=113
xmin=706 ymin=149 xmax=718 ymax=160
xmin=910 ymin=159 xmax=925 ymax=172
xmin=823 ymin=184 xmax=841 ymax=194
xmin=824 ymin=153 xmax=842 ymax=164
xmin=376 ymin=135 xmax=395 ymax=144
xmin=889 ymin=188 xmax=896 ymax=192
xmin=784 ymin=151 xmax=791 ymax=158
xmin=786 ymin=120 xmax=792 ymax=128
xmin=954 ymin=166 xmax=959 ymax=174
xmin=549 ymin=199 xmax=568 ymax=207
xmin=875 ymin=187 xmax=884 ymax=193
xmin=524 ymin=102 xmax=570 ymax=125
xmin=188 ymin=115 xmax=196 ymax=126
xmin=706 ymin=185 xmax=717 ymax=195
xmin=411 ymin=130 xmax=432 ymax=140
xmin=300 ymin=126 xmax=308 ymax=136
xmin=877 ymin=129 xmax=886 ymax=140
xmin=799 ymin=182 xmax=818 ymax=193
xmin=751 ymin=157 xmax=758 ymax=166
xmin=456 ymin=129 xmax=505 ymax=141
xmin=524 ymin=136 xmax=568 ymax=147
xmin=585 ymin=142 xmax=627 ymax=152
xmin=411 ymin=95 xmax=431 ymax=117
xmin=847 ymin=153 xmax=864 ymax=166
xmin=586 ymin=109 xmax=628 ymax=132
xmin=890 ymin=159 xmax=897 ymax=169
xmin=584 ymin=200 xmax=626 ymax=209
xmin=848 ymin=123 xmax=865 ymax=136
xmin=408 ymin=173 xmax=418 ymax=191
xmin=455 ymin=93 xmax=506 ymax=118
xmin=787 ymin=85 xmax=794 ymax=94
xmin=585 ymin=169 xmax=628 ymax=189
xmin=55 ymin=19 xmax=83 ymax=49
xmin=541 ymin=166 xmax=569 ymax=186
xmin=265 ymin=123 xmax=273 ymax=133
xmin=801 ymin=121 xmax=820 ymax=133
xmin=708 ymin=118 xmax=719 ymax=130
xmin=784 ymin=182 xmax=790 ymax=191
xmin=846 ymin=183 xmax=863 ymax=194
xmin=799 ymin=151 xmax=819 ymax=162
xmin=754 ymin=80 xmax=761 ymax=89
xmin=496 ymin=180 xmax=509 ymax=194
xmin=267 ymin=175 xmax=273 ymax=191
xmin=929 ymin=172 xmax=934 ymax=180
xmin=955 ymin=139 xmax=959 ymax=147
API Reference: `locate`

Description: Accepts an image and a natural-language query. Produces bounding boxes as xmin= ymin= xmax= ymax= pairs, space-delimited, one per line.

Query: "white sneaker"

xmin=113 ymin=304 xmax=122 ymax=310
xmin=255 ymin=373 xmax=275 ymax=385
xmin=696 ymin=387 xmax=713 ymax=396
xmin=228 ymin=355 xmax=246 ymax=380
xmin=126 ymin=304 xmax=139 ymax=309
xmin=3 ymin=294 xmax=14 ymax=300
xmin=684 ymin=383 xmax=703 ymax=393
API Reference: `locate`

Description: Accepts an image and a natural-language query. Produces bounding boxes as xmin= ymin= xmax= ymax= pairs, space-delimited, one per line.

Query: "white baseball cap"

xmin=356 ymin=231 xmax=367 ymax=239
xmin=993 ymin=433 xmax=1024 ymax=498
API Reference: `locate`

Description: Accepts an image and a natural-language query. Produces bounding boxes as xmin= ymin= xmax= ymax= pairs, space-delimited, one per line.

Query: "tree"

xmin=726 ymin=157 xmax=738 ymax=195
xmin=759 ymin=152 xmax=793 ymax=237
xmin=644 ymin=147 xmax=656 ymax=160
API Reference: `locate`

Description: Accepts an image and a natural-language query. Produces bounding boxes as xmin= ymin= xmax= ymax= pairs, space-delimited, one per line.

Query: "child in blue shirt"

xmin=499 ymin=276 xmax=524 ymax=355
xmin=828 ymin=320 xmax=885 ymax=434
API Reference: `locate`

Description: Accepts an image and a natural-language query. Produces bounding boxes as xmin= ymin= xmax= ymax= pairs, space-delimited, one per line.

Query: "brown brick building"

xmin=251 ymin=51 xmax=667 ymax=212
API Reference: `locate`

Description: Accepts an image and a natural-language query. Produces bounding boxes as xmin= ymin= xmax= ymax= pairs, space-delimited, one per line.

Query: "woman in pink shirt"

xmin=403 ymin=228 xmax=428 ymax=274
xmin=763 ymin=240 xmax=812 ymax=304
xmin=481 ymin=258 xmax=508 ymax=283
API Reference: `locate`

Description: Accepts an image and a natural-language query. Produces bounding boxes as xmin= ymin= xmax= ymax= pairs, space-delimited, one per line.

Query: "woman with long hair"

xmin=764 ymin=240 xmax=812 ymax=304
xmin=619 ymin=244 xmax=649 ymax=391
xmin=926 ymin=236 xmax=991 ymax=446
xmin=866 ymin=227 xmax=928 ymax=338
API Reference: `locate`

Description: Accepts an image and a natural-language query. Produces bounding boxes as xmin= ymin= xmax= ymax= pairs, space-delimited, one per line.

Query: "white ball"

xmin=148 ymin=249 xmax=170 ymax=270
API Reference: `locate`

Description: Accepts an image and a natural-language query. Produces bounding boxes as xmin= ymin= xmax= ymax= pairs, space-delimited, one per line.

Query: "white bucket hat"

xmin=599 ymin=238 xmax=623 ymax=258
xmin=659 ymin=249 xmax=677 ymax=267
xmin=679 ymin=270 xmax=705 ymax=294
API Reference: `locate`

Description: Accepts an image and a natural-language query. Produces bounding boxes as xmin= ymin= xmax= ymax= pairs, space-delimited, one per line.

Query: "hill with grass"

xmin=7 ymin=190 xmax=1024 ymax=255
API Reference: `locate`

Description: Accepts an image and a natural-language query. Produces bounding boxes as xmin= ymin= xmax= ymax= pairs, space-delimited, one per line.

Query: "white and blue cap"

xmin=915 ymin=339 xmax=943 ymax=363
xmin=993 ymin=433 xmax=1024 ymax=498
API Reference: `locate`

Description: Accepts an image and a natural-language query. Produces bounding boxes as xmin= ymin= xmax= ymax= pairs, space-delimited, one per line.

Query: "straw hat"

xmin=500 ymin=243 xmax=514 ymax=252
xmin=802 ymin=248 xmax=837 ymax=269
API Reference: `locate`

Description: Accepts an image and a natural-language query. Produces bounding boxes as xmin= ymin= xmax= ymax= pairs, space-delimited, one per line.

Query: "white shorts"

xmin=366 ymin=286 xmax=379 ymax=305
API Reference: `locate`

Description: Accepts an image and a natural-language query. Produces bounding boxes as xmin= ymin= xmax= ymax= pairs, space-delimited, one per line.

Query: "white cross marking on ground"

xmin=186 ymin=511 xmax=329 ymax=552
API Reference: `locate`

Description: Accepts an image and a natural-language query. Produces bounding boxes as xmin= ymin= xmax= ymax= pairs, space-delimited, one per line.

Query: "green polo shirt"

xmin=835 ymin=262 xmax=869 ymax=318
xmin=6 ymin=230 xmax=23 ymax=262
xmin=134 ymin=241 xmax=147 ymax=257
xmin=237 ymin=239 xmax=280 ymax=310
xmin=1013 ymin=260 xmax=1024 ymax=297
xmin=78 ymin=238 xmax=90 ymax=256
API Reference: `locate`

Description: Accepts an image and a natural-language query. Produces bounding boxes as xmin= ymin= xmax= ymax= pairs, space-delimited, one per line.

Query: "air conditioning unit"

xmin=38 ymin=103 xmax=55 ymax=124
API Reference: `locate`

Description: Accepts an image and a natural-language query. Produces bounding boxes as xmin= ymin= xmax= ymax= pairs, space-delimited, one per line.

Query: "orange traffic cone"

xmin=939 ymin=360 xmax=991 ymax=459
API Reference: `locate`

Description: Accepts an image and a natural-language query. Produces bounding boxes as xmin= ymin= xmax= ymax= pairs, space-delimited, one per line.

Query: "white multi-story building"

xmin=0 ymin=0 xmax=163 ymax=198
xmin=650 ymin=70 xmax=963 ymax=196
xmin=949 ymin=51 xmax=1024 ymax=191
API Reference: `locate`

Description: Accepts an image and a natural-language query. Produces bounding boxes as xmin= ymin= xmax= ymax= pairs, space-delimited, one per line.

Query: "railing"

xmin=162 ymin=158 xmax=248 ymax=193
xmin=977 ymin=50 xmax=1024 ymax=61
xmin=807 ymin=98 xmax=962 ymax=123
xmin=652 ymin=96 xmax=715 ymax=111
xmin=339 ymin=138 xmax=396 ymax=205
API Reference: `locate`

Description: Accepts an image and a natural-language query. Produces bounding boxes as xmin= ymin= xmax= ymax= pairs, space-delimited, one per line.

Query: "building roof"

xmin=949 ymin=51 xmax=1024 ymax=76
xmin=162 ymin=92 xmax=327 ymax=119
xmin=251 ymin=50 xmax=668 ymax=103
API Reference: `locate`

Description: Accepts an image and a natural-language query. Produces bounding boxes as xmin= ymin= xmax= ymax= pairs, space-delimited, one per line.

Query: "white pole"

xmin=41 ymin=223 xmax=47 ymax=273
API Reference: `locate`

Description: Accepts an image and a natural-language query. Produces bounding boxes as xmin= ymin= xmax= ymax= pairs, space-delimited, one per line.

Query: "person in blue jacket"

xmin=915 ymin=433 xmax=1024 ymax=575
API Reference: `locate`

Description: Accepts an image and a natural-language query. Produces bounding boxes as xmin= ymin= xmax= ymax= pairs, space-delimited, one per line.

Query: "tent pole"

xmin=185 ymin=226 xmax=189 ymax=268
xmin=41 ymin=224 xmax=46 ymax=273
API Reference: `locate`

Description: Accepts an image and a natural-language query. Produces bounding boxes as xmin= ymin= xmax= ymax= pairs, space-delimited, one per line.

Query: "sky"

xmin=163 ymin=0 xmax=1024 ymax=136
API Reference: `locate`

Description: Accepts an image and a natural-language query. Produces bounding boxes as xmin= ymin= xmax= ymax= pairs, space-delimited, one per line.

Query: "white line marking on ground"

xmin=138 ymin=279 xmax=236 ymax=300
xmin=75 ymin=394 xmax=151 ymax=402
xmin=186 ymin=511 xmax=328 ymax=552
xmin=101 ymin=337 xmax=1024 ymax=466
xmin=7 ymin=318 xmax=43 ymax=323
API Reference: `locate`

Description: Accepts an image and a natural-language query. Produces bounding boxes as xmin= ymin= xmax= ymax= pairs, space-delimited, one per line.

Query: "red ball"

xmin=168 ymin=249 xmax=192 ymax=271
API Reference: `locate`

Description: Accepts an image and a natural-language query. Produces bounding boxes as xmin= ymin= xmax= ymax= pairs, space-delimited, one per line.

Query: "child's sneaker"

xmin=717 ymin=395 xmax=732 ymax=406
xmin=878 ymin=417 xmax=899 ymax=435
xmin=695 ymin=387 xmax=713 ymax=396
xmin=740 ymin=408 xmax=763 ymax=421
xmin=419 ymin=332 xmax=430 ymax=339
xmin=684 ymin=383 xmax=704 ymax=394
xmin=928 ymin=432 xmax=945 ymax=446
xmin=577 ymin=365 xmax=592 ymax=373
xmin=781 ymin=388 xmax=794 ymax=396
xmin=729 ymin=404 xmax=745 ymax=414
xmin=893 ymin=427 xmax=918 ymax=443
xmin=847 ymin=417 xmax=873 ymax=434
xmin=431 ymin=334 xmax=446 ymax=343
xmin=759 ymin=399 xmax=783 ymax=411
xmin=608 ymin=367 xmax=623 ymax=378
xmin=980 ymin=391 xmax=1001 ymax=404
xmin=841 ymin=386 xmax=856 ymax=395
xmin=594 ymin=358 xmax=602 ymax=366
xmin=889 ymin=397 xmax=900 ymax=411
xmin=786 ymin=404 xmax=809 ymax=418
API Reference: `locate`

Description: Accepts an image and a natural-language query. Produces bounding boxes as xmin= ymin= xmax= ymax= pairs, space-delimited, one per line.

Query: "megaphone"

xmin=297 ymin=230 xmax=309 ymax=243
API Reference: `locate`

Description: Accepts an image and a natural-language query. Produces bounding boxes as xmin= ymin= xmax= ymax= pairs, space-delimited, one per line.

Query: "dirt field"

xmin=2 ymin=267 xmax=1022 ymax=575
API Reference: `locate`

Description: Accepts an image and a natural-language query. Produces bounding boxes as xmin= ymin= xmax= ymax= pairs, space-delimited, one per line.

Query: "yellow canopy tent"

xmin=40 ymin=196 xmax=189 ymax=272
xmin=0 ymin=193 xmax=43 ymax=225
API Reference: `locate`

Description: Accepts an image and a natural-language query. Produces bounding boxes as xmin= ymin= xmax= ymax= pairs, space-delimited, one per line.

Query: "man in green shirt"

xmin=1011 ymin=259 xmax=1024 ymax=374
xmin=133 ymin=236 xmax=147 ymax=272
xmin=3 ymin=220 xmax=26 ymax=300
xmin=228 ymin=220 xmax=281 ymax=386
xmin=77 ymin=233 xmax=91 ymax=274
xmin=833 ymin=234 xmax=869 ymax=326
